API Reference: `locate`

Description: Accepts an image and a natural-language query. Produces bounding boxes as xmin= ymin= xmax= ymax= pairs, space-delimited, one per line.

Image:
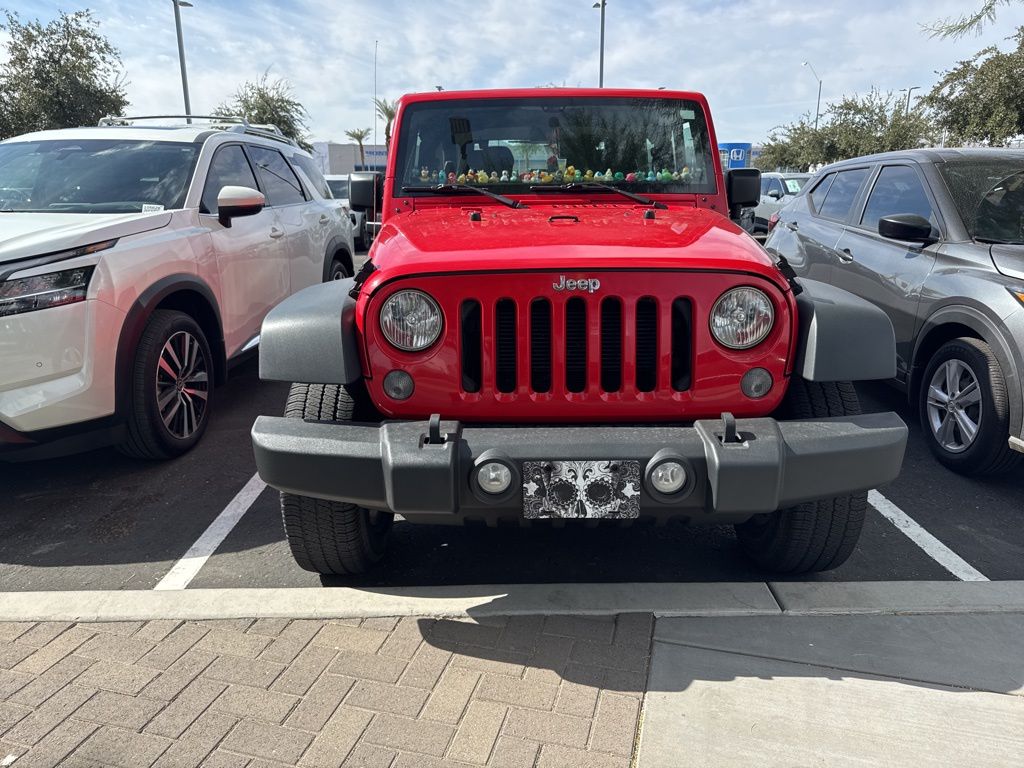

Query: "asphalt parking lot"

xmin=1 ymin=256 xmax=1021 ymax=592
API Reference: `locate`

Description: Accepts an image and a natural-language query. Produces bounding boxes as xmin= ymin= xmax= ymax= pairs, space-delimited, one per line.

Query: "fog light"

xmin=741 ymin=367 xmax=773 ymax=399
xmin=651 ymin=461 xmax=686 ymax=495
xmin=383 ymin=370 xmax=414 ymax=400
xmin=477 ymin=462 xmax=512 ymax=494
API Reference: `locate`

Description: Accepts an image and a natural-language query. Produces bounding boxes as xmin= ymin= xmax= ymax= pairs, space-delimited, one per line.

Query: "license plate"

xmin=522 ymin=460 xmax=641 ymax=519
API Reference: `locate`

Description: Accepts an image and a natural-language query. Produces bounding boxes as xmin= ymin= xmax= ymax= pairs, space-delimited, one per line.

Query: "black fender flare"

xmin=114 ymin=274 xmax=226 ymax=419
xmin=321 ymin=236 xmax=354 ymax=281
xmin=911 ymin=304 xmax=1022 ymax=436
xmin=792 ymin=279 xmax=897 ymax=382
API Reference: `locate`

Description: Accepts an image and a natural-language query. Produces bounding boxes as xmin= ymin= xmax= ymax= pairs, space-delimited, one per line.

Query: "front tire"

xmin=280 ymin=383 xmax=392 ymax=575
xmin=918 ymin=338 xmax=1020 ymax=476
xmin=118 ymin=310 xmax=213 ymax=460
xmin=734 ymin=379 xmax=867 ymax=573
xmin=328 ymin=259 xmax=351 ymax=281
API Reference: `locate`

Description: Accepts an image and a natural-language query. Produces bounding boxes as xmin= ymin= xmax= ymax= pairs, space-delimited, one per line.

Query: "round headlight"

xmin=380 ymin=290 xmax=443 ymax=351
xmin=710 ymin=287 xmax=774 ymax=350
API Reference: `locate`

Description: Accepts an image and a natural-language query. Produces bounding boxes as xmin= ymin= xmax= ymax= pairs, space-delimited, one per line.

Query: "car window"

xmin=768 ymin=178 xmax=785 ymax=196
xmin=291 ymin=154 xmax=331 ymax=199
xmin=860 ymin=165 xmax=936 ymax=232
xmin=817 ymin=168 xmax=869 ymax=221
xmin=247 ymin=146 xmax=306 ymax=206
xmin=201 ymin=145 xmax=259 ymax=214
xmin=327 ymin=178 xmax=349 ymax=199
xmin=808 ymin=173 xmax=835 ymax=211
xmin=760 ymin=176 xmax=772 ymax=195
xmin=783 ymin=177 xmax=806 ymax=194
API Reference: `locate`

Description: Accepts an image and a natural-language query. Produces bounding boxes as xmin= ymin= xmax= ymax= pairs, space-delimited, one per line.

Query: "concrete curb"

xmin=1 ymin=582 xmax=1022 ymax=623
xmin=0 ymin=583 xmax=781 ymax=622
xmin=769 ymin=580 xmax=1024 ymax=615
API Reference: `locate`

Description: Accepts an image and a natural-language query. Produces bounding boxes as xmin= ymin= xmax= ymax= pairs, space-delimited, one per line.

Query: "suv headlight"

xmin=379 ymin=289 xmax=443 ymax=351
xmin=0 ymin=266 xmax=97 ymax=318
xmin=710 ymin=287 xmax=774 ymax=350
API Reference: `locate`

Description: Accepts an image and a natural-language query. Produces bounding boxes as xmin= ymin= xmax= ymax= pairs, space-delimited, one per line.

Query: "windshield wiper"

xmin=529 ymin=182 xmax=668 ymax=209
xmin=402 ymin=184 xmax=525 ymax=209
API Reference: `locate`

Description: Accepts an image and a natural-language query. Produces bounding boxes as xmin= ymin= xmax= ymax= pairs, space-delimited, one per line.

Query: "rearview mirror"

xmin=217 ymin=185 xmax=264 ymax=228
xmin=726 ymin=168 xmax=761 ymax=212
xmin=878 ymin=213 xmax=936 ymax=244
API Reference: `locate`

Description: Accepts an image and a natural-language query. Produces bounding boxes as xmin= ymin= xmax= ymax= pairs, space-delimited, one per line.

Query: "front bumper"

xmin=251 ymin=412 xmax=908 ymax=522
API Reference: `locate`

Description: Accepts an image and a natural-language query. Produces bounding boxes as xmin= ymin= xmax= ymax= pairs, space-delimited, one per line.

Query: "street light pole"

xmin=593 ymin=1 xmax=606 ymax=88
xmin=801 ymin=61 xmax=822 ymax=131
xmin=172 ymin=0 xmax=193 ymax=123
xmin=900 ymin=86 xmax=921 ymax=116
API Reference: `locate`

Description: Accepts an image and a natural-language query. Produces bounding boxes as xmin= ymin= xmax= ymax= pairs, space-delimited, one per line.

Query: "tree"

xmin=215 ymin=72 xmax=311 ymax=150
xmin=374 ymin=98 xmax=397 ymax=151
xmin=756 ymin=90 xmax=939 ymax=171
xmin=924 ymin=28 xmax=1024 ymax=145
xmin=926 ymin=0 xmax=1016 ymax=38
xmin=345 ymin=127 xmax=372 ymax=169
xmin=0 ymin=10 xmax=128 ymax=139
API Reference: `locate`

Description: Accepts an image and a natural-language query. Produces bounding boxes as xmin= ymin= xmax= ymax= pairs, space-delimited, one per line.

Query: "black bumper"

xmin=251 ymin=413 xmax=908 ymax=520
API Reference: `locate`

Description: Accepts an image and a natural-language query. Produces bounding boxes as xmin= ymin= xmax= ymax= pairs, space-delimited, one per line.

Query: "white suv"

xmin=0 ymin=116 xmax=355 ymax=460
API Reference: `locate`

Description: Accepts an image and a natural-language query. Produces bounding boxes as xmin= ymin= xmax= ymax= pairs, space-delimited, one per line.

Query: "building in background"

xmin=312 ymin=141 xmax=387 ymax=174
xmin=718 ymin=143 xmax=762 ymax=171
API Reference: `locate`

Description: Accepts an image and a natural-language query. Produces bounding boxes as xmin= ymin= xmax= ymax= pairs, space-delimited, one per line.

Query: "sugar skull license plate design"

xmin=522 ymin=460 xmax=642 ymax=519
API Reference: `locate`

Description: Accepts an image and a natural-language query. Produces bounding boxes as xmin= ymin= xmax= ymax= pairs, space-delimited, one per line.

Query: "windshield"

xmin=394 ymin=96 xmax=716 ymax=197
xmin=0 ymin=139 xmax=199 ymax=213
xmin=937 ymin=156 xmax=1024 ymax=241
xmin=327 ymin=178 xmax=349 ymax=199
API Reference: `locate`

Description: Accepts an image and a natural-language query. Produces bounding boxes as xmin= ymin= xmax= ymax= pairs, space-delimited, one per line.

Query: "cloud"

xmin=7 ymin=0 xmax=1024 ymax=142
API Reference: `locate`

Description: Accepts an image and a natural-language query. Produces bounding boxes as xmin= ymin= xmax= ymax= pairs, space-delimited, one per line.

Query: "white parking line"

xmin=154 ymin=473 xmax=268 ymax=591
xmin=868 ymin=490 xmax=988 ymax=582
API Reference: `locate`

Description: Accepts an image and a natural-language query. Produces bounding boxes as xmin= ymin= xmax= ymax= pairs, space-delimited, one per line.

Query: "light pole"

xmin=900 ymin=86 xmax=921 ymax=115
xmin=801 ymin=61 xmax=822 ymax=131
xmin=593 ymin=1 xmax=606 ymax=87
xmin=172 ymin=0 xmax=193 ymax=123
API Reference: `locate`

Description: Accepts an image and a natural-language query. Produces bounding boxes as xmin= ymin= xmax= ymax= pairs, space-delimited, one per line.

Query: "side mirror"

xmin=217 ymin=185 xmax=264 ymax=228
xmin=767 ymin=189 xmax=783 ymax=200
xmin=878 ymin=213 xmax=936 ymax=244
xmin=726 ymin=168 xmax=761 ymax=214
xmin=349 ymin=174 xmax=381 ymax=210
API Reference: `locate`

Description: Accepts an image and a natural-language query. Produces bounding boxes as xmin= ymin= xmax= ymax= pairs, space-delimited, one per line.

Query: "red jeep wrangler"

xmin=252 ymin=88 xmax=907 ymax=576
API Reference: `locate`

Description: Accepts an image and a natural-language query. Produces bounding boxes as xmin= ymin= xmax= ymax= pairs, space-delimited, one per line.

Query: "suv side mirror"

xmin=217 ymin=186 xmax=264 ymax=228
xmin=878 ymin=213 xmax=936 ymax=244
xmin=349 ymin=174 xmax=381 ymax=210
xmin=726 ymin=168 xmax=761 ymax=215
xmin=767 ymin=189 xmax=783 ymax=200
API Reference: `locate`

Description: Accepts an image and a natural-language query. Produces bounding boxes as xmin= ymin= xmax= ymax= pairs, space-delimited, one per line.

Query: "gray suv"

xmin=766 ymin=148 xmax=1024 ymax=476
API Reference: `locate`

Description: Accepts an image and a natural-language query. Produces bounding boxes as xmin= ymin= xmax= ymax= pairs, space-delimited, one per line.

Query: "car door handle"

xmin=319 ymin=215 xmax=330 ymax=224
xmin=786 ymin=221 xmax=798 ymax=231
xmin=269 ymin=226 xmax=284 ymax=239
xmin=838 ymin=248 xmax=854 ymax=263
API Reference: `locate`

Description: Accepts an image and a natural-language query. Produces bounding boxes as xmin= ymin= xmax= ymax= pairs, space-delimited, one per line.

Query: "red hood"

xmin=365 ymin=202 xmax=786 ymax=290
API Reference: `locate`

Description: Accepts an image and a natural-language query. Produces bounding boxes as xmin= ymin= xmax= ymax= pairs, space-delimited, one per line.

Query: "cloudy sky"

xmin=7 ymin=0 xmax=1024 ymax=144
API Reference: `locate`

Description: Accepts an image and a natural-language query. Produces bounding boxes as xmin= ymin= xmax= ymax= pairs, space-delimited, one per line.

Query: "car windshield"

xmin=0 ymin=138 xmax=199 ymax=213
xmin=937 ymin=156 xmax=1024 ymax=242
xmin=327 ymin=178 xmax=349 ymax=199
xmin=394 ymin=96 xmax=716 ymax=196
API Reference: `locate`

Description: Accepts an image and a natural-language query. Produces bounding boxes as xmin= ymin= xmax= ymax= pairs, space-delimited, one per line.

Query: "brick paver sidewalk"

xmin=0 ymin=613 xmax=651 ymax=767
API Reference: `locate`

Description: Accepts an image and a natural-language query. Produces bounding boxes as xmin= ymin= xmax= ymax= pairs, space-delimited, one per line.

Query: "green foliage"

xmin=755 ymin=90 xmax=939 ymax=172
xmin=345 ymin=127 xmax=371 ymax=168
xmin=925 ymin=0 xmax=1014 ymax=39
xmin=0 ymin=9 xmax=128 ymax=139
xmin=374 ymin=98 xmax=397 ymax=150
xmin=924 ymin=28 xmax=1024 ymax=145
xmin=215 ymin=72 xmax=311 ymax=151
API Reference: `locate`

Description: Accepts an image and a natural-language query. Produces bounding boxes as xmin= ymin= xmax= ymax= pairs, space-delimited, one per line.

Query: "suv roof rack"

xmin=96 ymin=115 xmax=299 ymax=147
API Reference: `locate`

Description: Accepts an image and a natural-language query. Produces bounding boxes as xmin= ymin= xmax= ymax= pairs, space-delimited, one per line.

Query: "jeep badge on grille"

xmin=553 ymin=275 xmax=601 ymax=293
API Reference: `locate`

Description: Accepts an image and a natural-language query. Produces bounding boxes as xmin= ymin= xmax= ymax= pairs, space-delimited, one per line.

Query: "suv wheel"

xmin=328 ymin=259 xmax=351 ymax=281
xmin=280 ymin=383 xmax=392 ymax=575
xmin=919 ymin=337 xmax=1020 ymax=476
xmin=119 ymin=310 xmax=213 ymax=460
xmin=734 ymin=379 xmax=867 ymax=573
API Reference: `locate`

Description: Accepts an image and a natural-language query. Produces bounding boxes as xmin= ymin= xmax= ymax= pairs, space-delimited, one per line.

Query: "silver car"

xmin=766 ymin=148 xmax=1024 ymax=476
xmin=753 ymin=172 xmax=810 ymax=234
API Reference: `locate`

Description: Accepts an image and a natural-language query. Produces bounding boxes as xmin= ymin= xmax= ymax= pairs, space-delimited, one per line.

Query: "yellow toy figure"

xmin=457 ymin=173 xmax=467 ymax=184
xmin=584 ymin=169 xmax=594 ymax=180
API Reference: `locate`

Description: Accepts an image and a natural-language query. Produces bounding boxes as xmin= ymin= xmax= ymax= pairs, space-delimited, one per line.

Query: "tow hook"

xmin=720 ymin=412 xmax=743 ymax=445
xmin=425 ymin=413 xmax=446 ymax=446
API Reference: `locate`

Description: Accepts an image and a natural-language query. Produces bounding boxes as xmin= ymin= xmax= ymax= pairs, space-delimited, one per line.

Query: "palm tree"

xmin=344 ymin=127 xmax=372 ymax=169
xmin=374 ymin=98 xmax=398 ymax=151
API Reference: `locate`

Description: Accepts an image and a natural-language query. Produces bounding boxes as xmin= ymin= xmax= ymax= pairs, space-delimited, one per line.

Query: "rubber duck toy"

xmin=457 ymin=173 xmax=467 ymax=184
xmin=500 ymin=170 xmax=509 ymax=182
xmin=679 ymin=166 xmax=691 ymax=180
xmin=540 ymin=172 xmax=553 ymax=183
xmin=448 ymin=172 xmax=457 ymax=184
xmin=614 ymin=171 xmax=625 ymax=181
xmin=584 ymin=169 xmax=594 ymax=180
xmin=672 ymin=171 xmax=680 ymax=181
xmin=625 ymin=172 xmax=636 ymax=183
xmin=646 ymin=170 xmax=657 ymax=182
xmin=604 ymin=168 xmax=613 ymax=180
xmin=420 ymin=167 xmax=429 ymax=182
xmin=594 ymin=170 xmax=604 ymax=180
xmin=565 ymin=165 xmax=575 ymax=179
